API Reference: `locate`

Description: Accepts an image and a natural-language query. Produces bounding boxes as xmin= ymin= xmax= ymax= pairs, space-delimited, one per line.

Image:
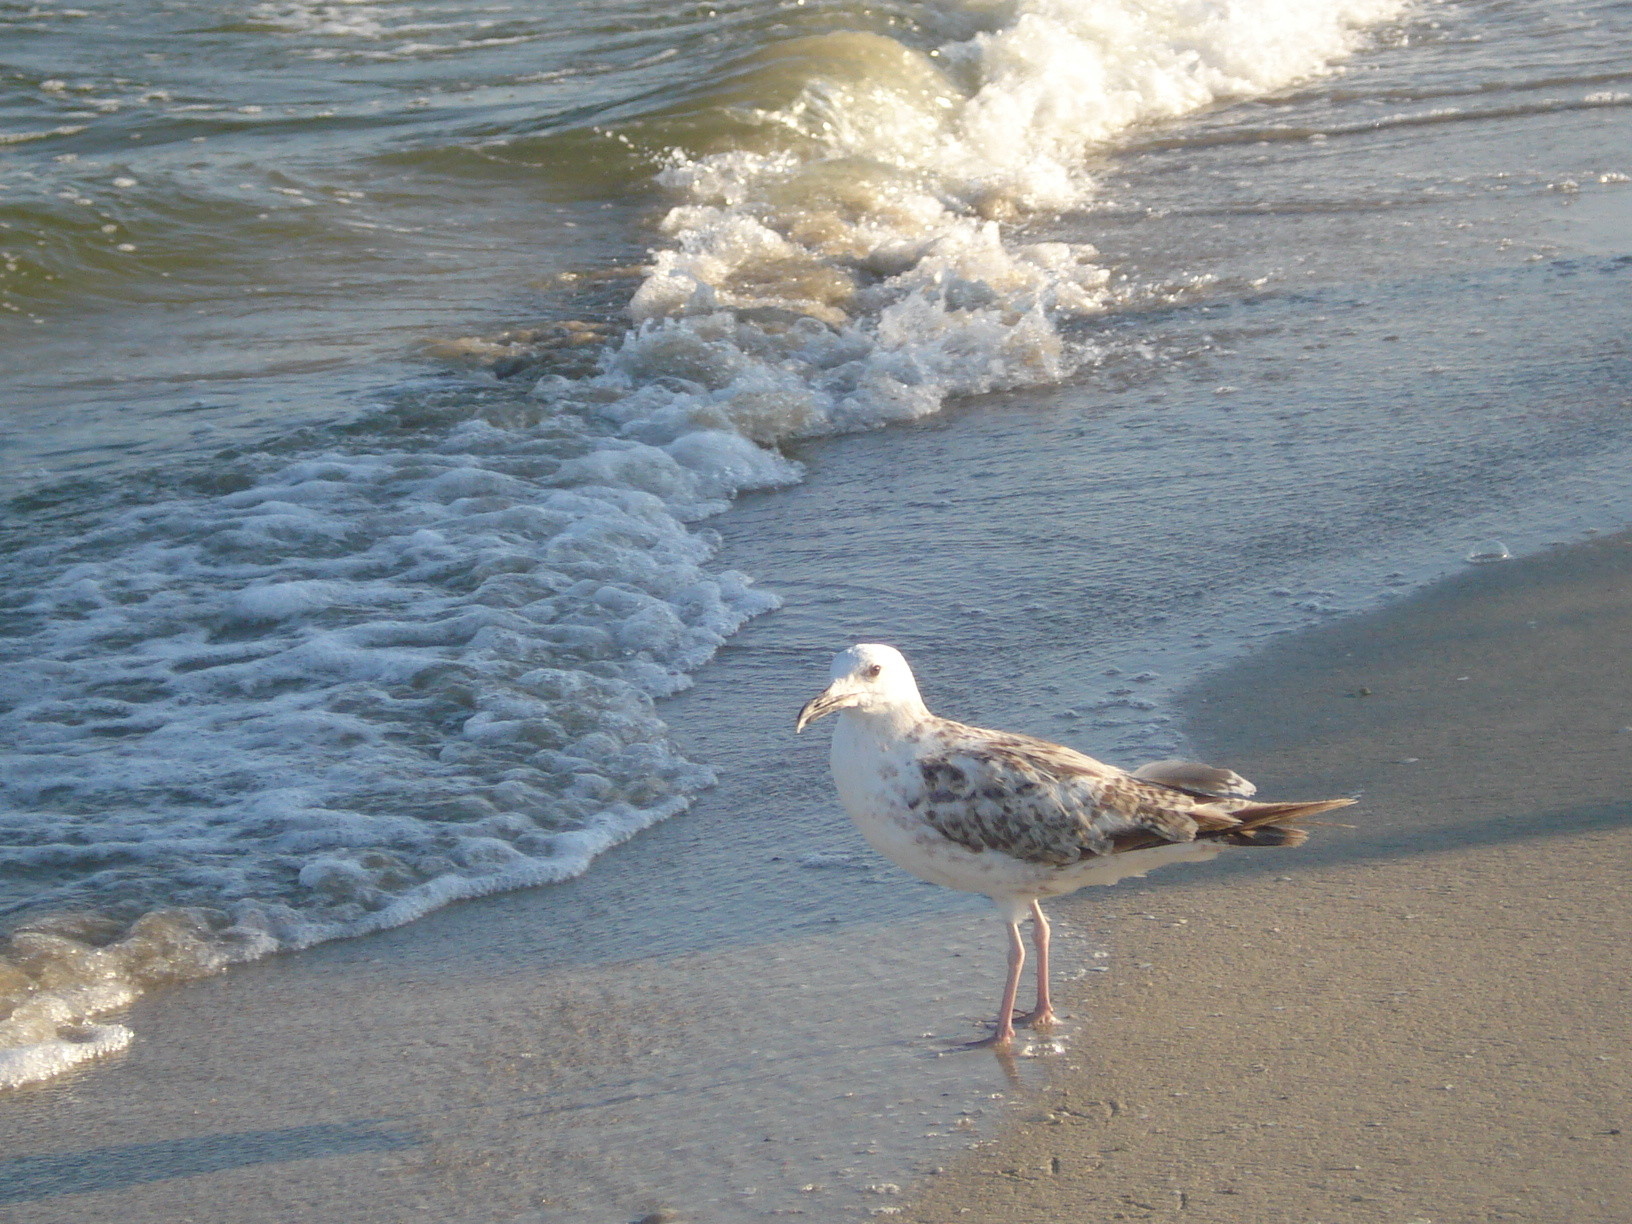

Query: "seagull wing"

xmin=911 ymin=722 xmax=1225 ymax=866
xmin=1131 ymin=758 xmax=1257 ymax=799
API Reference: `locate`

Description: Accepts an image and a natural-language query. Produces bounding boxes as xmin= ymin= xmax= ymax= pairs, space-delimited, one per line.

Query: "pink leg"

xmin=1018 ymin=900 xmax=1056 ymax=1029
xmin=964 ymin=921 xmax=1025 ymax=1048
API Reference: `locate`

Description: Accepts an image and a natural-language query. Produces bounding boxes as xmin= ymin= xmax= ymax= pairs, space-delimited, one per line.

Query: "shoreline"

xmin=898 ymin=532 xmax=1632 ymax=1224
xmin=1 ymin=524 xmax=1626 ymax=1221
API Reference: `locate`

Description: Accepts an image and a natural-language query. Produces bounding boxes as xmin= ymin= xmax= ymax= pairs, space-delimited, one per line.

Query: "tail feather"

xmin=1204 ymin=797 xmax=1354 ymax=848
xmin=1108 ymin=795 xmax=1354 ymax=855
xmin=1222 ymin=824 xmax=1309 ymax=848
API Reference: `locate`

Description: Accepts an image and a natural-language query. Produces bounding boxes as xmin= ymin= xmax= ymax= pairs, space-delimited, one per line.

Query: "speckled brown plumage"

xmin=909 ymin=722 xmax=1235 ymax=865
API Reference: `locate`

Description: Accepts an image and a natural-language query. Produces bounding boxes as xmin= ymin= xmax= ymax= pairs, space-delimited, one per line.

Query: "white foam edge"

xmin=0 ymin=1022 xmax=136 ymax=1091
xmin=304 ymin=791 xmax=699 ymax=945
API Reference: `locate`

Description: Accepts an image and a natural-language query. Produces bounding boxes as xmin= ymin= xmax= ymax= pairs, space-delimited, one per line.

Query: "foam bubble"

xmin=1466 ymin=539 xmax=1512 ymax=564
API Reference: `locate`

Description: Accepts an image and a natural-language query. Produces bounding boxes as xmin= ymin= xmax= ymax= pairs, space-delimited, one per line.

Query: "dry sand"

xmin=900 ymin=533 xmax=1632 ymax=1224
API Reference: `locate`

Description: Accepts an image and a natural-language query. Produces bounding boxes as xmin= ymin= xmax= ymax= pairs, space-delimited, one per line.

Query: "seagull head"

xmin=796 ymin=643 xmax=927 ymax=731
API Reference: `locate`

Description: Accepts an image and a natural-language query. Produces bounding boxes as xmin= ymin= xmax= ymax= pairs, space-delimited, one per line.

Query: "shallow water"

xmin=2 ymin=0 xmax=1629 ymax=1098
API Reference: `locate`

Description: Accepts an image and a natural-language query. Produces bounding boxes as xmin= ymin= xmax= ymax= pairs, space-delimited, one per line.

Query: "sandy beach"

xmin=900 ymin=532 xmax=1632 ymax=1224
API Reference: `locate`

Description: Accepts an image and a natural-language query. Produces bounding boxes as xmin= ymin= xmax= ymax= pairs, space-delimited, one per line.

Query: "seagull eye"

xmin=864 ymin=664 xmax=882 ymax=679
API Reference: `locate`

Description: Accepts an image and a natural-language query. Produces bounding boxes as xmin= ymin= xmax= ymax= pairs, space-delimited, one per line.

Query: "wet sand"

xmin=900 ymin=533 xmax=1632 ymax=1224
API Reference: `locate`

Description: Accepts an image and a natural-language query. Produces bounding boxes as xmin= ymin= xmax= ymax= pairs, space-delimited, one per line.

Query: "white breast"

xmin=831 ymin=711 xmax=1056 ymax=901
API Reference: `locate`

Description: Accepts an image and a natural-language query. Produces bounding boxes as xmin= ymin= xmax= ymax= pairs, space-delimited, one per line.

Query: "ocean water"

xmin=3 ymin=0 xmax=1630 ymax=1090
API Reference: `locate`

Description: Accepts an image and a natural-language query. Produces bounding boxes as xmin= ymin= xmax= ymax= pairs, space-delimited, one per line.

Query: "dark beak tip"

xmin=795 ymin=693 xmax=834 ymax=733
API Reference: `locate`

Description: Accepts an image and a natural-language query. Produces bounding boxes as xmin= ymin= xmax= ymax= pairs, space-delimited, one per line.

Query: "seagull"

xmin=796 ymin=643 xmax=1354 ymax=1047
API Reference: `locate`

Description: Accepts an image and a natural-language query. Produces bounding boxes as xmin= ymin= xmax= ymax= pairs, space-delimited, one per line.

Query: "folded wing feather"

xmin=1131 ymin=758 xmax=1257 ymax=799
xmin=910 ymin=722 xmax=1228 ymax=866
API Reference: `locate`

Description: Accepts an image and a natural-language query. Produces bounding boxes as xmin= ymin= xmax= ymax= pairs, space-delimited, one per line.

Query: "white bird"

xmin=796 ymin=643 xmax=1354 ymax=1047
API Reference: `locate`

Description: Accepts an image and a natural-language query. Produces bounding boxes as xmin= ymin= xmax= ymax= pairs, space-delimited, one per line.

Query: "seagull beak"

xmin=795 ymin=682 xmax=853 ymax=732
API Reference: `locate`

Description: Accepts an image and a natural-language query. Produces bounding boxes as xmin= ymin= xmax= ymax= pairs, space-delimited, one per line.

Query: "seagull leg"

xmin=1016 ymin=899 xmax=1056 ymax=1029
xmin=961 ymin=920 xmax=1025 ymax=1048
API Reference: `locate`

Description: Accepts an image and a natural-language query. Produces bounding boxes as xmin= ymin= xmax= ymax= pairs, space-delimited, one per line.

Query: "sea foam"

xmin=536 ymin=0 xmax=1402 ymax=446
